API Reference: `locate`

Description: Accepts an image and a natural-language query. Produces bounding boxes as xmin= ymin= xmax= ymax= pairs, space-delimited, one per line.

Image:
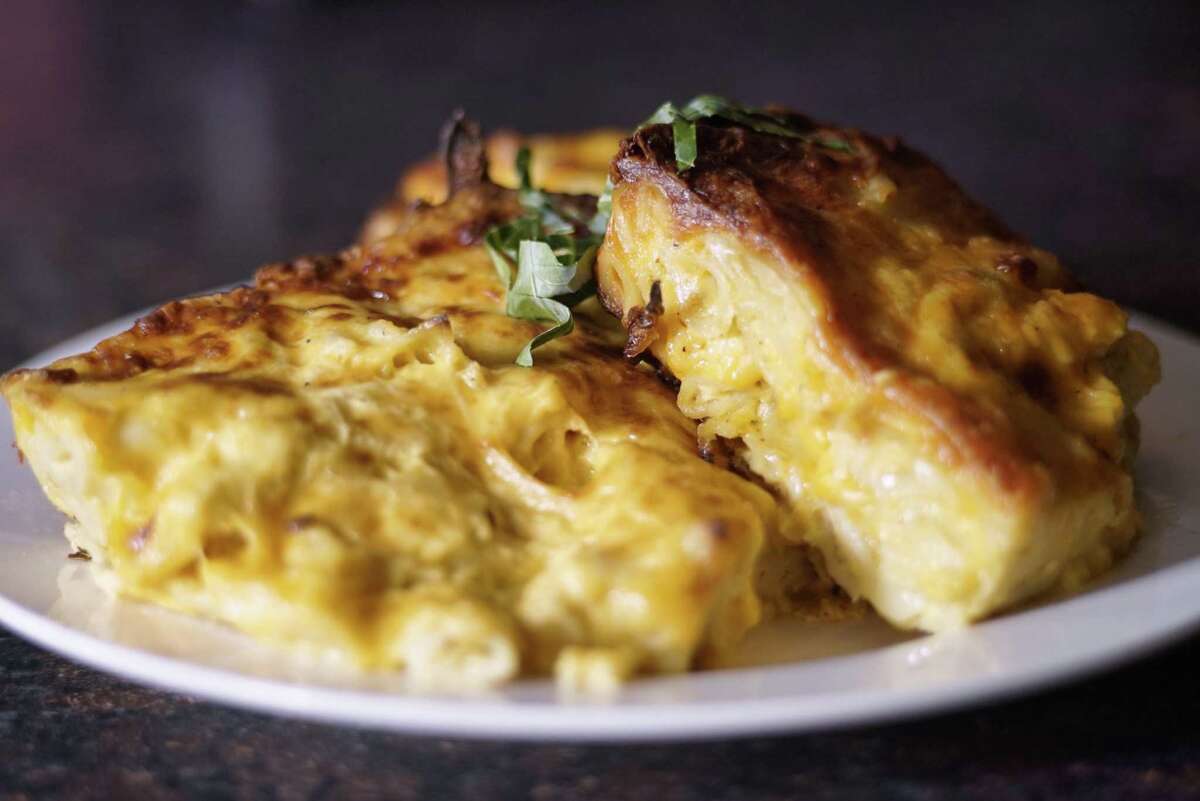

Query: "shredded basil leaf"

xmin=640 ymin=94 xmax=854 ymax=171
xmin=672 ymin=117 xmax=698 ymax=170
xmin=642 ymin=101 xmax=679 ymax=127
xmin=590 ymin=177 xmax=613 ymax=237
xmin=483 ymin=147 xmax=609 ymax=366
xmin=813 ymin=137 xmax=854 ymax=153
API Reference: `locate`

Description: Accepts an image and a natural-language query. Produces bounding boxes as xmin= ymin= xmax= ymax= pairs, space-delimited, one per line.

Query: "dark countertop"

xmin=4 ymin=631 xmax=1200 ymax=800
xmin=2 ymin=1 xmax=1198 ymax=798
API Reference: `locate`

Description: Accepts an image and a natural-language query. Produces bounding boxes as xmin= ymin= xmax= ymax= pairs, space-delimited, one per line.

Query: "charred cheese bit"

xmin=596 ymin=116 xmax=1160 ymax=632
xmin=2 ymin=179 xmax=832 ymax=689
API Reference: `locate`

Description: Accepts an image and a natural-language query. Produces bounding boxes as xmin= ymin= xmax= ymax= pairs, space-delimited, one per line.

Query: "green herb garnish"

xmin=484 ymin=147 xmax=609 ymax=366
xmin=640 ymin=94 xmax=853 ymax=171
xmin=483 ymin=97 xmax=848 ymax=365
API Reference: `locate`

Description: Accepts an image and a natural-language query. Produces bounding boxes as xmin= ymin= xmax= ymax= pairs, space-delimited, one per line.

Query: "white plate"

xmin=1 ymin=309 xmax=1198 ymax=742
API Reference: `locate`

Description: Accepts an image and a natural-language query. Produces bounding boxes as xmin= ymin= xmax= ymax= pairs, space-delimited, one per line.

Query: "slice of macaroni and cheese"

xmin=596 ymin=107 xmax=1160 ymax=632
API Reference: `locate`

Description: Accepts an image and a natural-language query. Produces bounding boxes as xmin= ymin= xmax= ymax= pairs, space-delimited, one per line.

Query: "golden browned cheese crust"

xmin=596 ymin=114 xmax=1161 ymax=631
xmin=2 ymin=173 xmax=840 ymax=690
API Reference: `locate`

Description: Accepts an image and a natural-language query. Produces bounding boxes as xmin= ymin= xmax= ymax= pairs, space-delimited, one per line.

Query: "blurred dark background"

xmin=2 ymin=5 xmax=1200 ymax=798
xmin=1 ymin=0 xmax=1197 ymax=366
